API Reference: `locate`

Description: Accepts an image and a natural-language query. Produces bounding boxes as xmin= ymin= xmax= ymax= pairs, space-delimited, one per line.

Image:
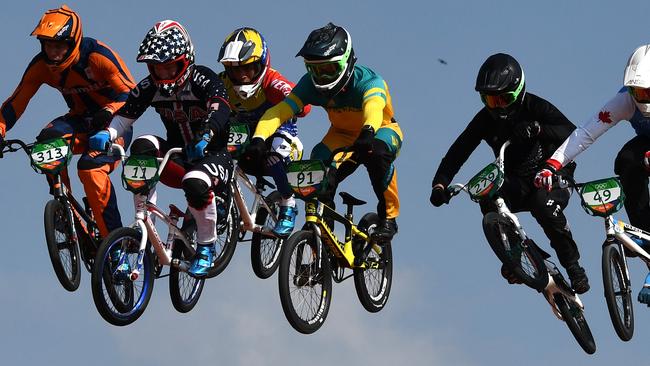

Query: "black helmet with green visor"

xmin=475 ymin=53 xmax=526 ymax=121
xmin=296 ymin=23 xmax=356 ymax=98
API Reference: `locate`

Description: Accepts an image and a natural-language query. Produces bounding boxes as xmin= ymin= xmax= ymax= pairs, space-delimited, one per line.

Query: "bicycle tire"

xmin=482 ymin=212 xmax=548 ymax=291
xmin=602 ymin=243 xmax=634 ymax=341
xmin=278 ymin=230 xmax=332 ymax=334
xmin=91 ymin=227 xmax=154 ymax=326
xmin=251 ymin=190 xmax=284 ymax=279
xmin=44 ymin=199 xmax=81 ymax=292
xmin=353 ymin=212 xmax=392 ymax=313
xmin=169 ymin=233 xmax=205 ymax=313
xmin=554 ymin=293 xmax=597 ymax=354
xmin=206 ymin=203 xmax=238 ymax=278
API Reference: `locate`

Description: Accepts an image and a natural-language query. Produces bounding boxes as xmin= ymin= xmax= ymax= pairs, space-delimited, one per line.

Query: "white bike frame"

xmin=112 ymin=145 xmax=195 ymax=279
xmin=449 ymin=140 xmax=585 ymax=321
xmin=231 ymin=164 xmax=279 ymax=237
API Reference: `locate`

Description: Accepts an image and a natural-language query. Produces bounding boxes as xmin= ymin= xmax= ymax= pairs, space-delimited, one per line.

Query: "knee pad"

xmin=130 ymin=135 xmax=160 ymax=156
xmin=182 ymin=176 xmax=213 ymax=209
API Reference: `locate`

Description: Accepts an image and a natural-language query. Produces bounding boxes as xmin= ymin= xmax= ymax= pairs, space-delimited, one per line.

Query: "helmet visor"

xmin=629 ymin=86 xmax=650 ymax=103
xmin=480 ymin=92 xmax=518 ymax=109
xmin=225 ymin=62 xmax=263 ymax=85
xmin=305 ymin=61 xmax=344 ymax=85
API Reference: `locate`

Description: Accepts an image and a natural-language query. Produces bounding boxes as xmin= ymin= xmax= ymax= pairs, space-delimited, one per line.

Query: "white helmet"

xmin=624 ymin=44 xmax=650 ymax=116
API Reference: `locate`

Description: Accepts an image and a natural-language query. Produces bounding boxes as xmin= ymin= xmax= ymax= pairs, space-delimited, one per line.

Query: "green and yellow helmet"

xmin=296 ymin=23 xmax=356 ymax=98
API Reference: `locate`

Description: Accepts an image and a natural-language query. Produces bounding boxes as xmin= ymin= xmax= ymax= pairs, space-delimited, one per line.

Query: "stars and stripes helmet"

xmin=218 ymin=27 xmax=270 ymax=99
xmin=31 ymin=5 xmax=83 ymax=70
xmin=137 ymin=20 xmax=195 ymax=97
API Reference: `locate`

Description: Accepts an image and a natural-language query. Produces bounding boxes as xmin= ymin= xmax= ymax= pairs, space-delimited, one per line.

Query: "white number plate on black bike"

xmin=30 ymin=137 xmax=71 ymax=174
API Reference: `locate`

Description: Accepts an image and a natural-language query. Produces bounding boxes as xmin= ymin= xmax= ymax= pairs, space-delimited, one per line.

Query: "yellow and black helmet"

xmin=31 ymin=4 xmax=82 ymax=69
xmin=218 ymin=27 xmax=270 ymax=99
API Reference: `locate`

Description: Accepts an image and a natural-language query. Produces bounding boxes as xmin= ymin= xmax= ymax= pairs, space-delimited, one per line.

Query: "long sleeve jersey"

xmin=0 ymin=37 xmax=135 ymax=135
xmin=253 ymin=64 xmax=395 ymax=140
xmin=548 ymin=87 xmax=649 ymax=169
xmin=219 ymin=67 xmax=310 ymax=137
xmin=110 ymin=65 xmax=231 ymax=150
xmin=433 ymin=93 xmax=577 ymax=188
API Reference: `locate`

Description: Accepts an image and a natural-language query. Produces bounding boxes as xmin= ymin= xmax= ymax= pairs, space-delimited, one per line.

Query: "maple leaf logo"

xmin=599 ymin=110 xmax=613 ymax=123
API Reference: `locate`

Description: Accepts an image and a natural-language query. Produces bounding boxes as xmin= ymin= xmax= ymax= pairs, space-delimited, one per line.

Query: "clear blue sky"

xmin=2 ymin=1 xmax=650 ymax=365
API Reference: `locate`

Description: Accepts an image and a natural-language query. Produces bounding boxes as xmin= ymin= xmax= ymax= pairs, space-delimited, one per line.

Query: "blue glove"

xmin=186 ymin=133 xmax=210 ymax=161
xmin=89 ymin=130 xmax=111 ymax=151
xmin=638 ymin=273 xmax=650 ymax=306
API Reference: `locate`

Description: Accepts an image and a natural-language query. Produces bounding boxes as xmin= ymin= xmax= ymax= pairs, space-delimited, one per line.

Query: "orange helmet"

xmin=31 ymin=5 xmax=82 ymax=70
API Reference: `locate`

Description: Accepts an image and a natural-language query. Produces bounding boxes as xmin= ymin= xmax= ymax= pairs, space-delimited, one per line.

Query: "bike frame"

xmin=449 ymin=140 xmax=585 ymax=319
xmin=2 ymin=139 xmax=100 ymax=255
xmin=112 ymin=146 xmax=196 ymax=280
xmin=231 ymin=164 xmax=278 ymax=237
xmin=302 ymin=198 xmax=376 ymax=270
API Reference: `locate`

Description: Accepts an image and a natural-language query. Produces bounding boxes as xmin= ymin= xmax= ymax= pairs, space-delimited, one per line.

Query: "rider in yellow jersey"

xmin=252 ymin=23 xmax=403 ymax=240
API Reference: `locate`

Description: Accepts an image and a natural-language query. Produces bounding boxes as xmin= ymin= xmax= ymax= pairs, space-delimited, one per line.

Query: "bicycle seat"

xmin=339 ymin=192 xmax=366 ymax=206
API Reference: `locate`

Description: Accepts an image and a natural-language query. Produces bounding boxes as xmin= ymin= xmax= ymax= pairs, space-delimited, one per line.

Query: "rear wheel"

xmin=482 ymin=212 xmax=548 ymax=291
xmin=44 ymin=199 xmax=81 ymax=292
xmin=251 ymin=191 xmax=284 ymax=279
xmin=353 ymin=213 xmax=392 ymax=313
xmin=169 ymin=236 xmax=205 ymax=313
xmin=278 ymin=230 xmax=332 ymax=334
xmin=91 ymin=227 xmax=153 ymax=326
xmin=554 ymin=293 xmax=597 ymax=354
xmin=602 ymin=243 xmax=634 ymax=341
xmin=206 ymin=203 xmax=238 ymax=278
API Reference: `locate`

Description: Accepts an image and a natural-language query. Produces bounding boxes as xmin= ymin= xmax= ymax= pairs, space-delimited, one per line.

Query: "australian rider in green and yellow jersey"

xmin=250 ymin=23 xmax=403 ymax=240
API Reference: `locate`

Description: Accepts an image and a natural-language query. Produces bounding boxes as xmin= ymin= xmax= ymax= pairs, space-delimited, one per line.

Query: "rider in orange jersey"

xmin=0 ymin=5 xmax=135 ymax=236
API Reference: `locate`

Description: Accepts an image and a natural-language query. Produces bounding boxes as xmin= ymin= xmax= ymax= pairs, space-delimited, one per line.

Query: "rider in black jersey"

xmin=429 ymin=53 xmax=590 ymax=294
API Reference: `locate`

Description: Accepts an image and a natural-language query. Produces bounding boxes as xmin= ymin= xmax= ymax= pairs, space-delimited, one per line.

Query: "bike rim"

xmin=288 ymin=240 xmax=327 ymax=324
xmin=260 ymin=210 xmax=282 ymax=268
xmin=100 ymin=236 xmax=150 ymax=317
xmin=609 ymin=252 xmax=633 ymax=328
xmin=54 ymin=206 xmax=77 ymax=280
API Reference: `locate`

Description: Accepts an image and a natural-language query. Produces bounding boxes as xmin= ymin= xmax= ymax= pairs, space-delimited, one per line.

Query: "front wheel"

xmin=44 ymin=199 xmax=81 ymax=292
xmin=278 ymin=230 xmax=332 ymax=334
xmin=353 ymin=213 xmax=393 ymax=313
xmin=482 ymin=212 xmax=548 ymax=291
xmin=554 ymin=293 xmax=597 ymax=354
xmin=91 ymin=227 xmax=154 ymax=326
xmin=602 ymin=243 xmax=634 ymax=341
xmin=251 ymin=191 xmax=284 ymax=279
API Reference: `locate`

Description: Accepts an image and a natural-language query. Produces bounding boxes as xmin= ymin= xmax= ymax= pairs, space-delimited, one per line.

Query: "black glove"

xmin=241 ymin=137 xmax=268 ymax=165
xmin=353 ymin=125 xmax=375 ymax=157
xmin=430 ymin=184 xmax=451 ymax=207
xmin=0 ymin=134 xmax=4 ymax=159
xmin=512 ymin=120 xmax=541 ymax=142
xmin=91 ymin=109 xmax=113 ymax=130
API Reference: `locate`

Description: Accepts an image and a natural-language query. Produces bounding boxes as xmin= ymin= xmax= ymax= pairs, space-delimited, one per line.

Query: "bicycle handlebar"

xmin=0 ymin=139 xmax=33 ymax=159
xmin=446 ymin=140 xmax=512 ymax=201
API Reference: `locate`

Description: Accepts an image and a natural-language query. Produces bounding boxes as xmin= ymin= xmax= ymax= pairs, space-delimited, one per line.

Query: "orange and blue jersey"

xmin=0 ymin=37 xmax=135 ymax=134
